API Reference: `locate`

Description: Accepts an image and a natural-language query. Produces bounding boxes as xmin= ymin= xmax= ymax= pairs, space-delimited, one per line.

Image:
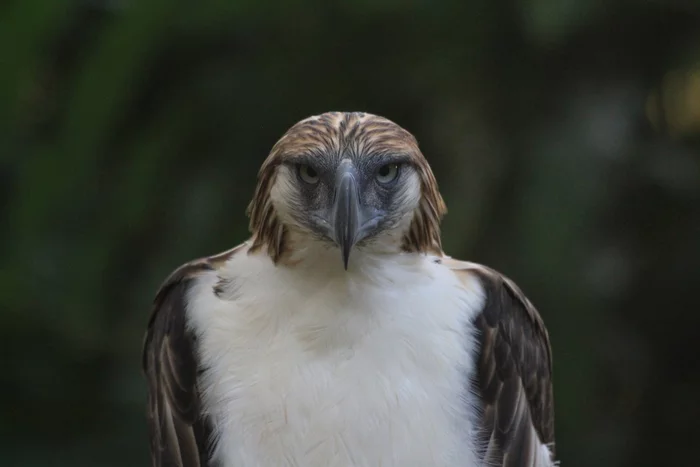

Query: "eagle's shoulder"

xmin=142 ymin=242 xmax=247 ymax=467
xmin=440 ymin=256 xmax=556 ymax=466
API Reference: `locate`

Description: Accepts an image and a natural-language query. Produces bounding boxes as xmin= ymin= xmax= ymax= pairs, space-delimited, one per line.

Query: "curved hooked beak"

xmin=331 ymin=163 xmax=376 ymax=270
xmin=333 ymin=170 xmax=361 ymax=270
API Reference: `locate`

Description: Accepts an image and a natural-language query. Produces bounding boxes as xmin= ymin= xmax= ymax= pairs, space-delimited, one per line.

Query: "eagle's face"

xmin=272 ymin=150 xmax=422 ymax=268
xmin=249 ymin=112 xmax=446 ymax=268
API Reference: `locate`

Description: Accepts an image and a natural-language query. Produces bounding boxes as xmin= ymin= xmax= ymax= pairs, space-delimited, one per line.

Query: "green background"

xmin=2 ymin=1 xmax=699 ymax=466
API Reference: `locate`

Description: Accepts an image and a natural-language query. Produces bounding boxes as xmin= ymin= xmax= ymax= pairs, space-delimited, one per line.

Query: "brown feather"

xmin=142 ymin=245 xmax=243 ymax=467
xmin=447 ymin=260 xmax=556 ymax=466
xmin=246 ymin=112 xmax=447 ymax=261
xmin=401 ymin=155 xmax=446 ymax=255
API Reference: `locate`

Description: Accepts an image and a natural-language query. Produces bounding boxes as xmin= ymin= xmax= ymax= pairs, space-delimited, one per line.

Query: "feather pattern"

xmin=445 ymin=258 xmax=556 ymax=466
xmin=142 ymin=246 xmax=243 ymax=467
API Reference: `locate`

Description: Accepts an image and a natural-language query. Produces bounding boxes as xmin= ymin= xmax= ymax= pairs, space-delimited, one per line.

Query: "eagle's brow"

xmin=365 ymin=153 xmax=413 ymax=166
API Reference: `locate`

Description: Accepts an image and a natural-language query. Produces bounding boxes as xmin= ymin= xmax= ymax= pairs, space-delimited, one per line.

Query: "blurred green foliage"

xmin=1 ymin=1 xmax=699 ymax=466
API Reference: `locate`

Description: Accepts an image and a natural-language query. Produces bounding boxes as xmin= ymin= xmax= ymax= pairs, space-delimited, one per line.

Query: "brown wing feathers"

xmin=143 ymin=260 xmax=220 ymax=467
xmin=143 ymin=246 xmax=243 ymax=467
xmin=468 ymin=267 xmax=555 ymax=466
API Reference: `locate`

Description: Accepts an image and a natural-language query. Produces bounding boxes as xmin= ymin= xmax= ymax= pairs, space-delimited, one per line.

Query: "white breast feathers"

xmin=186 ymin=248 xmax=486 ymax=467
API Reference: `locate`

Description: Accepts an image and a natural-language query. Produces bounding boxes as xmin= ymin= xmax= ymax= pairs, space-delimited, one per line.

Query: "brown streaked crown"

xmin=246 ymin=111 xmax=447 ymax=262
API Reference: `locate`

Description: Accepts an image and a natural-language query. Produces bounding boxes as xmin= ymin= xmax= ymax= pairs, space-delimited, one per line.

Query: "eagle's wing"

xmin=448 ymin=259 xmax=556 ymax=467
xmin=142 ymin=246 xmax=243 ymax=467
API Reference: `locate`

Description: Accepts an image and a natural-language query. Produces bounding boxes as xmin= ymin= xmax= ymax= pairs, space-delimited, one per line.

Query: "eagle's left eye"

xmin=376 ymin=163 xmax=399 ymax=184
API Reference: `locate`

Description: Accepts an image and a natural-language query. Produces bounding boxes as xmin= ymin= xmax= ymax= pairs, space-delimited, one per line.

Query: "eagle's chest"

xmin=190 ymin=264 xmax=483 ymax=467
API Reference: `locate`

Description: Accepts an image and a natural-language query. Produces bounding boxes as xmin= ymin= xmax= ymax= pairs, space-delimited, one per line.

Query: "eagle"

xmin=142 ymin=111 xmax=557 ymax=467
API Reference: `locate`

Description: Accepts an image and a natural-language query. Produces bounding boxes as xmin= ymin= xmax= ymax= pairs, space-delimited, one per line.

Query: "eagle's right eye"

xmin=298 ymin=164 xmax=320 ymax=184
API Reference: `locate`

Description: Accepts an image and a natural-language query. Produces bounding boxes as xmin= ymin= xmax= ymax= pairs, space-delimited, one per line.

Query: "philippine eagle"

xmin=143 ymin=111 xmax=556 ymax=467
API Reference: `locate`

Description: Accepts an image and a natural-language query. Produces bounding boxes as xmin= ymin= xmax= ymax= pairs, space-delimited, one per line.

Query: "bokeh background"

xmin=2 ymin=1 xmax=700 ymax=466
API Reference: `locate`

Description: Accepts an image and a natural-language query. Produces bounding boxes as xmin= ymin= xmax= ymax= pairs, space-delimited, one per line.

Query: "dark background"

xmin=2 ymin=1 xmax=699 ymax=466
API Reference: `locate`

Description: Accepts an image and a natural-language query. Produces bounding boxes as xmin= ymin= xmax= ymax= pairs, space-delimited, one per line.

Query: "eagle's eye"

xmin=298 ymin=164 xmax=320 ymax=184
xmin=376 ymin=163 xmax=400 ymax=184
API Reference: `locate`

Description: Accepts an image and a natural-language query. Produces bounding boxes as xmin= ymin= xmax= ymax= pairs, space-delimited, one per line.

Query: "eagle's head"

xmin=247 ymin=111 xmax=446 ymax=269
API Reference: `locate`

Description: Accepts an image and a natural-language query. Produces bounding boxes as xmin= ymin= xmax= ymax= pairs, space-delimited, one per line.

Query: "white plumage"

xmin=189 ymin=242 xmax=483 ymax=466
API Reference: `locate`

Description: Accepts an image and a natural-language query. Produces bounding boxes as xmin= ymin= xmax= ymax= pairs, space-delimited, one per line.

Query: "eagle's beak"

xmin=333 ymin=169 xmax=362 ymax=270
